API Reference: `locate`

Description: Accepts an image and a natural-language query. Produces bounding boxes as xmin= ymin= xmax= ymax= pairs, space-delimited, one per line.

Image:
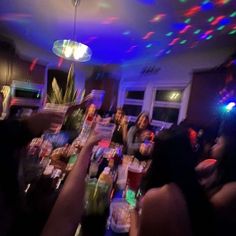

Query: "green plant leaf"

xmin=51 ymin=77 xmax=63 ymax=104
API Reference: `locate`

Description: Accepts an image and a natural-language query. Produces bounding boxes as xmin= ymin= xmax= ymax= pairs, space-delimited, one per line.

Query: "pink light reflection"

xmin=142 ymin=31 xmax=155 ymax=40
xmin=150 ymin=13 xmax=166 ymax=23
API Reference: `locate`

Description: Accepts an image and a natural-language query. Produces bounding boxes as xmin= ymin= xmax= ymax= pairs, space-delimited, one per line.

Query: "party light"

xmin=217 ymin=25 xmax=225 ymax=30
xmin=194 ymin=29 xmax=201 ymax=34
xmin=184 ymin=18 xmax=191 ymax=24
xmin=166 ymin=32 xmax=173 ymax=37
xmin=143 ymin=31 xmax=155 ymax=40
xmin=180 ymin=39 xmax=187 ymax=44
xmin=146 ymin=43 xmax=152 ymax=48
xmin=208 ymin=16 xmax=215 ymax=22
xmin=52 ymin=0 xmax=92 ymax=62
xmin=230 ymin=11 xmax=236 ymax=18
xmin=225 ymin=102 xmax=235 ymax=112
xmin=229 ymin=29 xmax=236 ymax=35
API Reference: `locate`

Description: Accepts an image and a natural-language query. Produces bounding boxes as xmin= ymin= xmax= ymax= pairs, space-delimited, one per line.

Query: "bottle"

xmin=79 ymin=114 xmax=94 ymax=146
xmin=98 ymin=167 xmax=113 ymax=188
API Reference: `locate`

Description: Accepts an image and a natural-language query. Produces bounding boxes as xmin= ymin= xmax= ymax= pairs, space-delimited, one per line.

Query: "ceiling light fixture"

xmin=52 ymin=0 xmax=92 ymax=62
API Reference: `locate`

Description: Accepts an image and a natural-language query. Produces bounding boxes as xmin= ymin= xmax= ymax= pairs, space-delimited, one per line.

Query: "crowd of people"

xmin=0 ymin=92 xmax=236 ymax=236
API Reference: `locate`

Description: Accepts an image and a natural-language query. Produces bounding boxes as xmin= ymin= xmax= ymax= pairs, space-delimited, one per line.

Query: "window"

xmin=126 ymin=91 xmax=144 ymax=100
xmin=123 ymin=89 xmax=144 ymax=119
xmin=123 ymin=104 xmax=142 ymax=117
xmin=152 ymin=89 xmax=183 ymax=126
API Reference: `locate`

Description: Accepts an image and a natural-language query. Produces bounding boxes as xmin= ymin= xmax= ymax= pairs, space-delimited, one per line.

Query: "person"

xmin=41 ymin=131 xmax=105 ymax=236
xmin=111 ymin=108 xmax=128 ymax=145
xmin=202 ymin=111 xmax=236 ymax=235
xmin=127 ymin=112 xmax=153 ymax=161
xmin=130 ymin=126 xmax=215 ymax=236
xmin=0 ymin=111 xmax=64 ymax=235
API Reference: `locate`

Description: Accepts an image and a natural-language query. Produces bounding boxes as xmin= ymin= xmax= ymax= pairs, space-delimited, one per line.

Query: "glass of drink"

xmin=126 ymin=165 xmax=143 ymax=192
xmin=42 ymin=103 xmax=68 ymax=133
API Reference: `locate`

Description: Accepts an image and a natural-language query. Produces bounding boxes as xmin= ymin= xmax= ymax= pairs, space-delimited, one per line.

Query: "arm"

xmin=42 ymin=133 xmax=101 ymax=236
xmin=127 ymin=126 xmax=141 ymax=154
xmin=121 ymin=123 xmax=128 ymax=143
xmin=129 ymin=209 xmax=139 ymax=236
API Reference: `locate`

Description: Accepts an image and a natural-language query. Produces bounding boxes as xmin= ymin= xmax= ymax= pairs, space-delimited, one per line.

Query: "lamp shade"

xmin=52 ymin=39 xmax=92 ymax=62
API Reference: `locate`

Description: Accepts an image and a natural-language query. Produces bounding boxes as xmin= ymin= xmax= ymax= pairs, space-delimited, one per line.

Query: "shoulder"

xmin=210 ymin=182 xmax=236 ymax=209
xmin=142 ymin=183 xmax=186 ymax=208
xmin=140 ymin=183 xmax=192 ymax=236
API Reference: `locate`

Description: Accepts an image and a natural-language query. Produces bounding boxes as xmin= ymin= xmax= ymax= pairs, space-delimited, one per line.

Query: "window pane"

xmin=123 ymin=104 xmax=142 ymax=117
xmin=152 ymin=107 xmax=179 ymax=123
xmin=126 ymin=91 xmax=144 ymax=100
xmin=155 ymin=90 xmax=182 ymax=102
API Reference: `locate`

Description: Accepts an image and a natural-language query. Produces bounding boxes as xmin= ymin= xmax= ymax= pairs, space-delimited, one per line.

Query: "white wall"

xmin=118 ymin=46 xmax=235 ymax=124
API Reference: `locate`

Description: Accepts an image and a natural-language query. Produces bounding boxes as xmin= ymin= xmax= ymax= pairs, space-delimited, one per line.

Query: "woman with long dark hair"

xmin=130 ymin=126 xmax=214 ymax=236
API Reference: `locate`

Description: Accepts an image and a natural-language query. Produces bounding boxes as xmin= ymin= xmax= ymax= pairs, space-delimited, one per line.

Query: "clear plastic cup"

xmin=42 ymin=103 xmax=68 ymax=132
xmin=94 ymin=122 xmax=116 ymax=147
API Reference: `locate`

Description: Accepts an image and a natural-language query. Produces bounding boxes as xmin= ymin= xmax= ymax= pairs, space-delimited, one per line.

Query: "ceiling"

xmin=0 ymin=0 xmax=236 ymax=65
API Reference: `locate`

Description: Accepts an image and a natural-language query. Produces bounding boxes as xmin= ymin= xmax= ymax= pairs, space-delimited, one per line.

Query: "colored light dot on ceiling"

xmin=208 ymin=16 xmax=215 ymax=22
xmin=230 ymin=11 xmax=236 ymax=18
xmin=184 ymin=18 xmax=191 ymax=24
xmin=179 ymin=0 xmax=187 ymax=2
xmin=146 ymin=43 xmax=152 ymax=48
xmin=229 ymin=29 xmax=236 ymax=35
xmin=180 ymin=39 xmax=187 ymax=44
xmin=123 ymin=31 xmax=131 ymax=35
xmin=206 ymin=35 xmax=213 ymax=40
xmin=217 ymin=25 xmax=225 ymax=30
xmin=201 ymin=1 xmax=214 ymax=10
xmin=166 ymin=49 xmax=171 ymax=54
xmin=166 ymin=32 xmax=173 ymax=37
xmin=220 ymin=18 xmax=230 ymax=26
xmin=194 ymin=29 xmax=201 ymax=34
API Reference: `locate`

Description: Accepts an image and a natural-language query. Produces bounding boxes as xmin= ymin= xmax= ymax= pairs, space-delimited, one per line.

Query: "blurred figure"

xmin=127 ymin=112 xmax=153 ymax=160
xmin=130 ymin=127 xmax=214 ymax=236
xmin=111 ymin=108 xmax=128 ymax=145
xmin=0 ymin=111 xmax=64 ymax=235
xmin=204 ymin=111 xmax=236 ymax=235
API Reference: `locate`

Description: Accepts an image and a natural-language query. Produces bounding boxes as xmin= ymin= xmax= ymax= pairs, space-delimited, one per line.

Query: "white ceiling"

xmin=0 ymin=0 xmax=236 ymax=65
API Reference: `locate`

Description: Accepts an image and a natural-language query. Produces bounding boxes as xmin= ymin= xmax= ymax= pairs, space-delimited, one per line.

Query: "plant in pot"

xmin=47 ymin=64 xmax=84 ymax=133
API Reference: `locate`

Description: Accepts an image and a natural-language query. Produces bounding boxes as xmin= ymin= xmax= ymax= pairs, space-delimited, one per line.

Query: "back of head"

xmin=141 ymin=126 xmax=215 ymax=236
xmin=217 ymin=109 xmax=236 ymax=184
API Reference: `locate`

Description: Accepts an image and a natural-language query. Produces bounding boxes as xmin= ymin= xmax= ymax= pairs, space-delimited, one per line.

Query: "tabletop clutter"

xmin=24 ymin=103 xmax=152 ymax=235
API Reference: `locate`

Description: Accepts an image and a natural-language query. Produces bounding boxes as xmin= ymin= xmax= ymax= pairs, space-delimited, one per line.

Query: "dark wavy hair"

xmin=141 ymin=126 xmax=215 ymax=236
xmin=217 ymin=110 xmax=236 ymax=185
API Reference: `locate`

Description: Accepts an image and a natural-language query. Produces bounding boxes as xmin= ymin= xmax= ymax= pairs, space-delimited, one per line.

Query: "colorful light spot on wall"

xmin=206 ymin=35 xmax=213 ymax=40
xmin=179 ymin=0 xmax=187 ymax=3
xmin=126 ymin=45 xmax=137 ymax=53
xmin=220 ymin=18 xmax=230 ymax=26
xmin=169 ymin=38 xmax=180 ymax=46
xmin=166 ymin=32 xmax=173 ymax=37
xmin=184 ymin=6 xmax=201 ymax=17
xmin=229 ymin=29 xmax=236 ymax=35
xmin=214 ymin=0 xmax=231 ymax=6
xmin=217 ymin=25 xmax=225 ymax=30
xmin=184 ymin=18 xmax=191 ymax=24
xmin=142 ymin=31 xmax=155 ymax=40
xmin=146 ymin=43 xmax=152 ymax=48
xmin=166 ymin=49 xmax=172 ymax=54
xmin=123 ymin=31 xmax=131 ymax=35
xmin=179 ymin=25 xmax=191 ymax=34
xmin=230 ymin=11 xmax=236 ymax=18
xmin=194 ymin=29 xmax=201 ymax=34
xmin=180 ymin=39 xmax=187 ymax=44
xmin=201 ymin=1 xmax=214 ymax=10
xmin=211 ymin=15 xmax=225 ymax=25
xmin=98 ymin=1 xmax=111 ymax=9
xmin=102 ymin=17 xmax=118 ymax=24
xmin=150 ymin=13 xmax=166 ymax=23
xmin=85 ymin=36 xmax=98 ymax=44
xmin=29 ymin=58 xmax=38 ymax=72
xmin=208 ymin=16 xmax=215 ymax=22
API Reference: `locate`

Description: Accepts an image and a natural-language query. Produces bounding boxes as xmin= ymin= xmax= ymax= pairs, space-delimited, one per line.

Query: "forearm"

xmin=122 ymin=125 xmax=128 ymax=143
xmin=129 ymin=209 xmax=139 ymax=236
xmin=42 ymin=145 xmax=93 ymax=236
